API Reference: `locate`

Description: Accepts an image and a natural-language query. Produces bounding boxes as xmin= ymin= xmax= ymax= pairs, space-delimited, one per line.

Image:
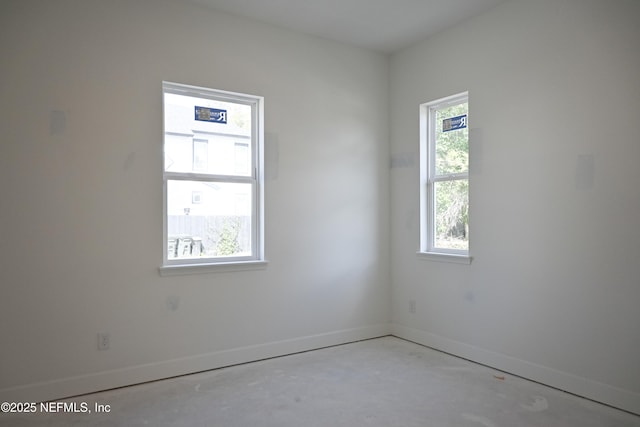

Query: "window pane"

xmin=167 ymin=180 xmax=252 ymax=259
xmin=164 ymin=92 xmax=252 ymax=176
xmin=435 ymin=102 xmax=468 ymax=176
xmin=434 ymin=179 xmax=469 ymax=251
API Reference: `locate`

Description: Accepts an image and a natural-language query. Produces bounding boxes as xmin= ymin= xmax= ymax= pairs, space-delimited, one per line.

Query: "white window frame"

xmin=419 ymin=92 xmax=471 ymax=264
xmin=159 ymin=82 xmax=266 ymax=275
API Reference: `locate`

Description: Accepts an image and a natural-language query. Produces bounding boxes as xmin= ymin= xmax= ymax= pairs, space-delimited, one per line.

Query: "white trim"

xmin=433 ymin=172 xmax=468 ymax=182
xmin=159 ymin=260 xmax=269 ymax=276
xmin=163 ymin=81 xmax=258 ymax=105
xmin=391 ymin=324 xmax=640 ymax=416
xmin=419 ymin=92 xmax=469 ymax=255
xmin=254 ymin=96 xmax=265 ymax=262
xmin=164 ymin=172 xmax=254 ymax=183
xmin=0 ymin=325 xmax=390 ymax=404
xmin=417 ymin=251 xmax=472 ymax=264
xmin=162 ymin=81 xmax=265 ymax=268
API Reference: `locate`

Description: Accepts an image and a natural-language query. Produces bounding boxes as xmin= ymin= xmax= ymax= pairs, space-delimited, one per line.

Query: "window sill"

xmin=159 ymin=260 xmax=268 ymax=276
xmin=417 ymin=251 xmax=472 ymax=265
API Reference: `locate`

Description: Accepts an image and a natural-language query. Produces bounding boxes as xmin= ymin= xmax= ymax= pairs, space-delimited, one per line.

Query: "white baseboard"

xmin=0 ymin=324 xmax=391 ymax=404
xmin=391 ymin=323 xmax=640 ymax=416
xmin=5 ymin=323 xmax=637 ymax=416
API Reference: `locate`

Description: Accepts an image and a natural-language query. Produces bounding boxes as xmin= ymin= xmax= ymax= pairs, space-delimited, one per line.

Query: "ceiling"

xmin=186 ymin=0 xmax=508 ymax=54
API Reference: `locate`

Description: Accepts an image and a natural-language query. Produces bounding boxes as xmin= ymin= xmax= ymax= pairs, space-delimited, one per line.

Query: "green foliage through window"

xmin=215 ymin=217 xmax=242 ymax=256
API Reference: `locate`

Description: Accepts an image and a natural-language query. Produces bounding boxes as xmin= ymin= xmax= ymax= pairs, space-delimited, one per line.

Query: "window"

xmin=161 ymin=82 xmax=265 ymax=273
xmin=419 ymin=92 xmax=471 ymax=263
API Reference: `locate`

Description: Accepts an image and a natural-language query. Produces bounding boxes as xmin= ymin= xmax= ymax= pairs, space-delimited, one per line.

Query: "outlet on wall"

xmin=409 ymin=299 xmax=416 ymax=314
xmin=97 ymin=333 xmax=110 ymax=351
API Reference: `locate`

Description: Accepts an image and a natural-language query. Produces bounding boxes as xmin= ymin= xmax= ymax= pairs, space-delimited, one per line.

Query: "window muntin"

xmin=420 ymin=93 xmax=469 ymax=256
xmin=162 ymin=82 xmax=263 ymax=267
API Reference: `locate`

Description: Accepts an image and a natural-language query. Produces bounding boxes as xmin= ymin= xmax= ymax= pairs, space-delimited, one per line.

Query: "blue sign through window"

xmin=195 ymin=106 xmax=227 ymax=124
xmin=442 ymin=114 xmax=467 ymax=132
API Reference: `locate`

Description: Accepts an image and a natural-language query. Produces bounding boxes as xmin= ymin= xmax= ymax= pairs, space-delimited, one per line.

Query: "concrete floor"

xmin=3 ymin=336 xmax=639 ymax=426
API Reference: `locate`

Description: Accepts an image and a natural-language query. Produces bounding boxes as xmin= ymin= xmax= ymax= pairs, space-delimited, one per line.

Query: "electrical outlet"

xmin=409 ymin=299 xmax=416 ymax=314
xmin=97 ymin=333 xmax=110 ymax=351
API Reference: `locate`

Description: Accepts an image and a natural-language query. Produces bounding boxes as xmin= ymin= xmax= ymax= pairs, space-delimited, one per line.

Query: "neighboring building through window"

xmin=162 ymin=82 xmax=264 ymax=270
xmin=419 ymin=92 xmax=470 ymax=262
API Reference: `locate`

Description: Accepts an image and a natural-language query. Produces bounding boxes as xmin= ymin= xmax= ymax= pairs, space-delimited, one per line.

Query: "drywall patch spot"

xmin=575 ymin=154 xmax=594 ymax=190
xmin=166 ymin=295 xmax=180 ymax=311
xmin=390 ymin=152 xmax=416 ymax=169
xmin=520 ymin=395 xmax=548 ymax=412
xmin=464 ymin=290 xmax=475 ymax=302
xmin=124 ymin=152 xmax=136 ymax=171
xmin=50 ymin=110 xmax=66 ymax=136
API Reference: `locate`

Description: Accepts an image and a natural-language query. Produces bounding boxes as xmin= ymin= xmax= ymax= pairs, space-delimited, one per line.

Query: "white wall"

xmin=390 ymin=0 xmax=640 ymax=414
xmin=0 ymin=0 xmax=390 ymax=402
xmin=2 ymin=0 xmax=638 ymax=415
